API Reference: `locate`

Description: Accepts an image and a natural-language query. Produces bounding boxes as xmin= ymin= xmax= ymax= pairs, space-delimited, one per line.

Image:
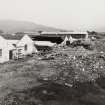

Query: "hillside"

xmin=0 ymin=20 xmax=67 ymax=33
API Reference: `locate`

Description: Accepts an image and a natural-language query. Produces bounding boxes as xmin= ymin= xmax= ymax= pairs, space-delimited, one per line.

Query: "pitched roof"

xmin=0 ymin=34 xmax=23 ymax=40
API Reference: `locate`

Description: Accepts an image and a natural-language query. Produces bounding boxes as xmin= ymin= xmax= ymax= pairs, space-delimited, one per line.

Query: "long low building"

xmin=41 ymin=31 xmax=88 ymax=45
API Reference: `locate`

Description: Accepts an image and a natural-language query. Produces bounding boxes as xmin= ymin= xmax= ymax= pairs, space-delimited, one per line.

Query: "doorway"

xmin=9 ymin=50 xmax=13 ymax=59
xmin=66 ymin=41 xmax=70 ymax=46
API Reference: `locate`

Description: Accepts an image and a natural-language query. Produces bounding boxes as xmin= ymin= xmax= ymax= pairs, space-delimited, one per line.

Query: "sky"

xmin=0 ymin=0 xmax=105 ymax=31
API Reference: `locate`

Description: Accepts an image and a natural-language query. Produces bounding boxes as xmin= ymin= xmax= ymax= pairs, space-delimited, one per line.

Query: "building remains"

xmin=0 ymin=31 xmax=88 ymax=63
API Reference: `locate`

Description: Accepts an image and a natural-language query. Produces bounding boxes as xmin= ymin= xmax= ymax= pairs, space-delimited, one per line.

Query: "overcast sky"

xmin=0 ymin=0 xmax=105 ymax=31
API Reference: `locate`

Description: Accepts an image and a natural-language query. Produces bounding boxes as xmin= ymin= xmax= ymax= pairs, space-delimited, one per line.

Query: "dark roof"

xmin=29 ymin=35 xmax=63 ymax=44
xmin=28 ymin=35 xmax=39 ymax=41
xmin=0 ymin=34 xmax=23 ymax=40
xmin=41 ymin=33 xmax=59 ymax=37
xmin=29 ymin=35 xmax=61 ymax=40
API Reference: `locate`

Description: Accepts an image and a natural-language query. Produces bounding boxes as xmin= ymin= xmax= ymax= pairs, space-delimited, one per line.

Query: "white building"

xmin=16 ymin=34 xmax=38 ymax=57
xmin=0 ymin=34 xmax=24 ymax=62
xmin=0 ymin=35 xmax=16 ymax=63
xmin=0 ymin=33 xmax=56 ymax=62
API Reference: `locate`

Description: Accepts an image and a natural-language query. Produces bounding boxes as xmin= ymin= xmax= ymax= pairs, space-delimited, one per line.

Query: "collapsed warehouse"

xmin=27 ymin=31 xmax=89 ymax=45
xmin=40 ymin=31 xmax=89 ymax=45
xmin=32 ymin=35 xmax=63 ymax=44
xmin=29 ymin=31 xmax=90 ymax=52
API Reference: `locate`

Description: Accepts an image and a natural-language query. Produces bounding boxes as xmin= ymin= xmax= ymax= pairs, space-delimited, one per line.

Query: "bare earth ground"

xmin=0 ymin=58 xmax=48 ymax=97
xmin=0 ymin=43 xmax=105 ymax=105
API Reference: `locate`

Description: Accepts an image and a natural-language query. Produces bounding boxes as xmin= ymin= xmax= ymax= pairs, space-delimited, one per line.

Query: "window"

xmin=0 ymin=49 xmax=2 ymax=56
xmin=24 ymin=44 xmax=27 ymax=51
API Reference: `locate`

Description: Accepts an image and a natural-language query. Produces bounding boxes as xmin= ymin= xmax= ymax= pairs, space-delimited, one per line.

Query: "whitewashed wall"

xmin=17 ymin=34 xmax=38 ymax=55
xmin=0 ymin=36 xmax=15 ymax=63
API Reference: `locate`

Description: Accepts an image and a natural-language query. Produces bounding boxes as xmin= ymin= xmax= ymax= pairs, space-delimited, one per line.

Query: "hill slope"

xmin=0 ymin=20 xmax=66 ymax=33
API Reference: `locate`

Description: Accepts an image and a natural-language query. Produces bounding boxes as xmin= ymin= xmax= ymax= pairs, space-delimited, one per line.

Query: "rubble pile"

xmin=70 ymin=53 xmax=105 ymax=82
xmin=0 ymin=94 xmax=28 ymax=105
xmin=94 ymin=39 xmax=105 ymax=52
xmin=45 ymin=45 xmax=95 ymax=60
xmin=39 ymin=52 xmax=105 ymax=85
xmin=0 ymin=93 xmax=43 ymax=105
xmin=1 ymin=47 xmax=105 ymax=105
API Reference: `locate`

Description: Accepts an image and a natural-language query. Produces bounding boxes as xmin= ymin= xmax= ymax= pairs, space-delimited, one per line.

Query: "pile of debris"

xmin=38 ymin=52 xmax=105 ymax=86
xmin=43 ymin=45 xmax=95 ymax=60
xmin=0 ymin=94 xmax=28 ymax=105
xmin=0 ymin=93 xmax=43 ymax=105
